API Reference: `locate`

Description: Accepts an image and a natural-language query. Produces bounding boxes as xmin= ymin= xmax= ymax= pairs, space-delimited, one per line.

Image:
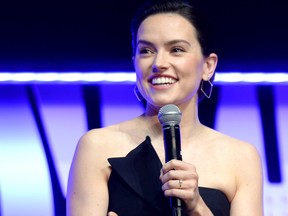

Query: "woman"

xmin=66 ymin=0 xmax=263 ymax=215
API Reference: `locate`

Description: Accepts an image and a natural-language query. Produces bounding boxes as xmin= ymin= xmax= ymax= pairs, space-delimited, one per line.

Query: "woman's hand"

xmin=107 ymin=211 xmax=118 ymax=216
xmin=160 ymin=159 xmax=212 ymax=215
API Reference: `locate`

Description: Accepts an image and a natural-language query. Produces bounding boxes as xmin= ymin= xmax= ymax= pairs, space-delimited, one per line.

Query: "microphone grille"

xmin=158 ymin=104 xmax=182 ymax=125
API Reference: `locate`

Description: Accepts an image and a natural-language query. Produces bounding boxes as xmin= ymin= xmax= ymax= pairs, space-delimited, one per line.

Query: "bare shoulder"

xmin=68 ymin=117 xmax=147 ymax=190
xmin=68 ymin=124 xmax=131 ymax=188
xmin=67 ymin=118 xmax=145 ymax=215
xmin=206 ymin=127 xmax=261 ymax=163
xmin=206 ymin=129 xmax=263 ymax=213
xmin=77 ymin=125 xmax=127 ymax=157
xmin=76 ymin=121 xmax=142 ymax=161
xmin=212 ymin=130 xmax=263 ymax=187
xmin=200 ymin=127 xmax=263 ymax=204
xmin=75 ymin=116 xmax=148 ymax=162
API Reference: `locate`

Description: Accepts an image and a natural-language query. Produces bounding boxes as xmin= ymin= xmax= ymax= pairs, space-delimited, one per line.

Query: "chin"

xmin=148 ymin=100 xmax=177 ymax=109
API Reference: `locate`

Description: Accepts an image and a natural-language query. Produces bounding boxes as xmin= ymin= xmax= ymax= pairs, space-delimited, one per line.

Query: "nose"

xmin=152 ymin=52 xmax=169 ymax=73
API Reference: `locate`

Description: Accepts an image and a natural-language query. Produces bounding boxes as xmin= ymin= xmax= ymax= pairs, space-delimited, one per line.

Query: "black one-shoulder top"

xmin=108 ymin=136 xmax=230 ymax=216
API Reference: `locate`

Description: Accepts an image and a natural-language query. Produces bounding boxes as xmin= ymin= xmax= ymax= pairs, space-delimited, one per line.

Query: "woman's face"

xmin=134 ymin=13 xmax=216 ymax=109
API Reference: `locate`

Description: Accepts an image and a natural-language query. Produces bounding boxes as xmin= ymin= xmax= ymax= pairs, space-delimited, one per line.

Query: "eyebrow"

xmin=137 ymin=39 xmax=191 ymax=47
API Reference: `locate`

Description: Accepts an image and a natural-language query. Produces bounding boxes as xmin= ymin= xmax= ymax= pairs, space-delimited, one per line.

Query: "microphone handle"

xmin=163 ymin=125 xmax=185 ymax=216
xmin=163 ymin=124 xmax=182 ymax=161
xmin=171 ymin=205 xmax=185 ymax=216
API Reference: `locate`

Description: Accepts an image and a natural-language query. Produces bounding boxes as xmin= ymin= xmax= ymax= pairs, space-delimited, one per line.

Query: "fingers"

xmin=159 ymin=160 xmax=204 ymax=213
xmin=107 ymin=211 xmax=118 ymax=216
xmin=161 ymin=159 xmax=196 ymax=173
xmin=160 ymin=159 xmax=198 ymax=182
xmin=161 ymin=176 xmax=198 ymax=196
xmin=159 ymin=159 xmax=199 ymax=200
xmin=162 ymin=179 xmax=190 ymax=190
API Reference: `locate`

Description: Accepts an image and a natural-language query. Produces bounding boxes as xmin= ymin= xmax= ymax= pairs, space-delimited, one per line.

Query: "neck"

xmin=142 ymin=98 xmax=203 ymax=140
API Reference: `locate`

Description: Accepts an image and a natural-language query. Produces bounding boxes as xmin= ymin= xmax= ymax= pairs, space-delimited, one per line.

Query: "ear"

xmin=202 ymin=53 xmax=218 ymax=80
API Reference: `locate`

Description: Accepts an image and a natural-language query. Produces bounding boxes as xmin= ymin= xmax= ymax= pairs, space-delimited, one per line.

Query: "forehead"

xmin=137 ymin=13 xmax=198 ymax=41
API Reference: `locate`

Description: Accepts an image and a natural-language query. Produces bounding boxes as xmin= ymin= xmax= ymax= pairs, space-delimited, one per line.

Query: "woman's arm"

xmin=230 ymin=144 xmax=263 ymax=216
xmin=66 ymin=130 xmax=110 ymax=216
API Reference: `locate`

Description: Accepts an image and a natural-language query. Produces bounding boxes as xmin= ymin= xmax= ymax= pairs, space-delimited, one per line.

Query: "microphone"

xmin=158 ymin=104 xmax=185 ymax=216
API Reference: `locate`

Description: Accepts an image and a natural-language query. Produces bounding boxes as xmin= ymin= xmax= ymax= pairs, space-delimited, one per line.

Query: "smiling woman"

xmin=133 ymin=12 xmax=217 ymax=105
xmin=66 ymin=1 xmax=263 ymax=216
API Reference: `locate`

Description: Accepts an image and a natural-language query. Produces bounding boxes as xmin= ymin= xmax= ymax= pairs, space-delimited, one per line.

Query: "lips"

xmin=150 ymin=76 xmax=177 ymax=85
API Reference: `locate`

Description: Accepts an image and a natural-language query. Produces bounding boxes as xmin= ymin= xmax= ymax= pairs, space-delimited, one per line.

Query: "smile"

xmin=151 ymin=77 xmax=177 ymax=85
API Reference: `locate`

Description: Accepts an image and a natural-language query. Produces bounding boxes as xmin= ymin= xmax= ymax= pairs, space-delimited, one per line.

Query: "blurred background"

xmin=0 ymin=0 xmax=287 ymax=215
xmin=1 ymin=0 xmax=288 ymax=72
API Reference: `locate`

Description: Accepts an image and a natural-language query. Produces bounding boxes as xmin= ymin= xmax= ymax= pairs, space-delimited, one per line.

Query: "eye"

xmin=171 ymin=47 xmax=185 ymax=53
xmin=138 ymin=47 xmax=154 ymax=55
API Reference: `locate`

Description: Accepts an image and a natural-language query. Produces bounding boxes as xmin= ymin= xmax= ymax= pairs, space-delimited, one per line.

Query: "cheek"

xmin=177 ymin=58 xmax=205 ymax=93
xmin=176 ymin=59 xmax=198 ymax=77
xmin=181 ymin=56 xmax=204 ymax=75
xmin=134 ymin=58 xmax=150 ymax=79
xmin=134 ymin=61 xmax=147 ymax=90
xmin=135 ymin=66 xmax=144 ymax=82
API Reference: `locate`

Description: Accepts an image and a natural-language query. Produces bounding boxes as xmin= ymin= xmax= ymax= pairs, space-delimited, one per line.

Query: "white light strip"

xmin=0 ymin=72 xmax=136 ymax=84
xmin=215 ymin=73 xmax=288 ymax=84
xmin=0 ymin=72 xmax=288 ymax=84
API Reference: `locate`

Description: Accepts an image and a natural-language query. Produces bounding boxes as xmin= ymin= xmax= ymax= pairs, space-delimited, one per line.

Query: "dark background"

xmin=0 ymin=0 xmax=287 ymax=72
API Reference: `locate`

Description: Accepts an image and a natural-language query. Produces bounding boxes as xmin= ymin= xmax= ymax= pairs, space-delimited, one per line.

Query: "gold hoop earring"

xmin=200 ymin=79 xmax=213 ymax=99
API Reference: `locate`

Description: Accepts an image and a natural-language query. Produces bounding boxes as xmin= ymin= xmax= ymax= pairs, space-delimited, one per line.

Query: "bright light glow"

xmin=215 ymin=72 xmax=288 ymax=84
xmin=0 ymin=72 xmax=288 ymax=84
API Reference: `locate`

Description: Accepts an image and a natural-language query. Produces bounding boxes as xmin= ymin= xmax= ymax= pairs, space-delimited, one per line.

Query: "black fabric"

xmin=108 ymin=136 xmax=230 ymax=216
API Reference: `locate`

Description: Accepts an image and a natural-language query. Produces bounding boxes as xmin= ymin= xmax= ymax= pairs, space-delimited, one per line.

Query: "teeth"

xmin=152 ymin=77 xmax=176 ymax=85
